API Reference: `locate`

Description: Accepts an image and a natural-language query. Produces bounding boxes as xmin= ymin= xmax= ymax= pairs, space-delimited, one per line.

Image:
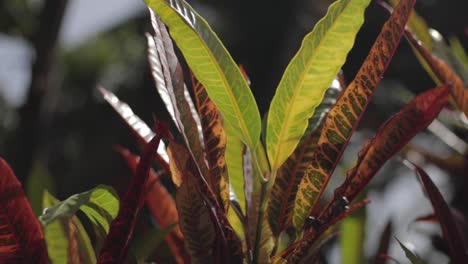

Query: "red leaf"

xmin=115 ymin=146 xmax=189 ymax=263
xmin=332 ymin=84 xmax=449 ymax=205
xmin=97 ymin=124 xmax=168 ymax=263
xmin=0 ymin=158 xmax=48 ymax=263
xmin=413 ymin=164 xmax=468 ymax=263
xmin=374 ymin=221 xmax=393 ymax=264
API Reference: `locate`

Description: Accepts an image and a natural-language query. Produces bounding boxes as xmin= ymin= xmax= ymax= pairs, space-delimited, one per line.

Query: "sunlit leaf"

xmin=413 ymin=164 xmax=468 ymax=262
xmin=39 ymin=185 xmax=119 ymax=234
xmin=145 ymin=0 xmax=261 ymax=149
xmin=266 ymin=0 xmax=370 ymax=170
xmin=0 ymin=158 xmax=48 ymax=263
xmin=147 ymin=13 xmax=210 ymax=182
xmin=405 ymin=30 xmax=468 ymax=116
xmin=98 ymin=127 xmax=166 ymax=263
xmin=191 ymin=71 xmax=230 ymax=210
xmin=396 ymin=238 xmax=426 ymax=264
xmin=330 ymin=85 xmax=449 ymax=204
xmin=99 ymin=86 xmax=168 ymax=162
xmin=293 ymin=0 xmax=416 ymax=230
xmin=268 ymin=77 xmax=342 ymax=236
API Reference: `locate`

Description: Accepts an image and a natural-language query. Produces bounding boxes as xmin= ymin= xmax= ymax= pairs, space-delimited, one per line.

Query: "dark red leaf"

xmin=373 ymin=221 xmax=393 ymax=264
xmin=115 ymin=147 xmax=189 ymax=263
xmin=0 ymin=158 xmax=48 ymax=263
xmin=97 ymin=124 xmax=168 ymax=263
xmin=413 ymin=163 xmax=468 ymax=263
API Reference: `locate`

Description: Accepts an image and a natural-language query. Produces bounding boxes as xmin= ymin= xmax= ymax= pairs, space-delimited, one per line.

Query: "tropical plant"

xmin=0 ymin=0 xmax=467 ymax=263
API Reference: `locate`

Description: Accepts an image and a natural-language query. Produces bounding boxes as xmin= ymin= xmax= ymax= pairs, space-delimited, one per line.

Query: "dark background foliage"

xmin=0 ymin=0 xmax=467 ymax=261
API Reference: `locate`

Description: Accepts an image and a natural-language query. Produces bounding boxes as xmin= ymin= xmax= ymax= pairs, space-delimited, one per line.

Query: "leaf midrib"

xmin=271 ymin=0 xmax=352 ymax=169
xmin=165 ymin=0 xmax=256 ymax=148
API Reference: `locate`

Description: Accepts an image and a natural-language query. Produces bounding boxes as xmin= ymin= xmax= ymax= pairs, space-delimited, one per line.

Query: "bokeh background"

xmin=1 ymin=0 xmax=467 ymax=263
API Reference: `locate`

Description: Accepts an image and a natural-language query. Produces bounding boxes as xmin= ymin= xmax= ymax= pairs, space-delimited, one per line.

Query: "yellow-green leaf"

xmin=146 ymin=0 xmax=261 ymax=149
xmin=266 ymin=0 xmax=370 ymax=170
xmin=225 ymin=123 xmax=246 ymax=213
xmin=43 ymin=191 xmax=96 ymax=264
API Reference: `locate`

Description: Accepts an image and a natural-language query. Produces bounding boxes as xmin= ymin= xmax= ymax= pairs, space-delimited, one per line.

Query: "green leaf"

xmin=131 ymin=224 xmax=177 ymax=264
xmin=225 ymin=124 xmax=246 ymax=213
xmin=145 ymin=0 xmax=261 ymax=149
xmin=292 ymin=0 xmax=416 ymax=230
xmin=26 ymin=160 xmax=55 ymax=216
xmin=43 ymin=191 xmax=96 ymax=264
xmin=340 ymin=195 xmax=366 ymax=264
xmin=266 ymin=0 xmax=370 ymax=170
xmin=39 ymin=185 xmax=119 ymax=234
xmin=396 ymin=238 xmax=426 ymax=264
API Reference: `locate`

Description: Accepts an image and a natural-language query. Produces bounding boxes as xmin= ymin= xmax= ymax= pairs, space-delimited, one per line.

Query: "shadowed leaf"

xmin=145 ymin=0 xmax=261 ymax=149
xmin=396 ymin=238 xmax=426 ymax=264
xmin=39 ymin=185 xmax=119 ymax=234
xmin=0 ymin=158 xmax=48 ymax=263
xmin=191 ymin=71 xmax=230 ymax=211
xmin=131 ymin=224 xmax=177 ymax=264
xmin=268 ymin=77 xmax=343 ymax=236
xmin=115 ymin=146 xmax=188 ymax=264
xmin=169 ymin=139 xmax=243 ymax=263
xmin=413 ymin=164 xmax=468 ymax=263
xmin=405 ymin=30 xmax=468 ymax=116
xmin=97 ymin=126 xmax=166 ymax=263
xmin=293 ymin=0 xmax=416 ymax=230
xmin=266 ymin=0 xmax=370 ymax=170
xmin=373 ymin=221 xmax=392 ymax=264
xmin=42 ymin=191 xmax=96 ymax=264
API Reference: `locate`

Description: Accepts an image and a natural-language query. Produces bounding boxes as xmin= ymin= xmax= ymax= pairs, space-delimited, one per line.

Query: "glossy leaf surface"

xmin=99 ymin=87 xmax=168 ymax=162
xmin=225 ymin=124 xmax=246 ymax=213
xmin=0 ymin=158 xmax=48 ymax=263
xmin=146 ymin=0 xmax=261 ymax=149
xmin=414 ymin=164 xmax=468 ymax=263
xmin=293 ymin=0 xmax=416 ymax=229
xmin=40 ymin=185 xmax=119 ymax=234
xmin=147 ymin=13 xmax=209 ymax=182
xmin=266 ymin=0 xmax=370 ymax=170
xmin=268 ymin=77 xmax=342 ymax=236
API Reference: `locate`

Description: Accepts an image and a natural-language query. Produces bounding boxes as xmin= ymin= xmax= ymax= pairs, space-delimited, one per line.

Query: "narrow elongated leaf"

xmin=225 ymin=120 xmax=246 ymax=214
xmin=268 ymin=77 xmax=342 ymax=236
xmin=396 ymin=238 xmax=426 ymax=264
xmin=0 ymin=158 xmax=48 ymax=263
xmin=341 ymin=198 xmax=366 ymax=264
xmin=191 ymin=71 xmax=230 ymax=210
xmin=373 ymin=221 xmax=392 ymax=264
xmin=413 ymin=164 xmax=468 ymax=263
xmin=145 ymin=0 xmax=261 ymax=149
xmin=169 ymin=140 xmax=243 ymax=263
xmin=116 ymin=147 xmax=188 ymax=264
xmin=40 ymin=185 xmax=119 ymax=234
xmin=43 ymin=191 xmax=97 ymax=264
xmin=99 ymin=87 xmax=168 ymax=162
xmin=266 ymin=0 xmax=370 ymax=170
xmin=405 ymin=31 xmax=468 ymax=116
xmin=148 ymin=13 xmax=210 ymax=185
xmin=330 ymin=85 xmax=449 ymax=204
xmin=293 ymin=0 xmax=416 ymax=229
xmin=98 ymin=128 xmax=165 ymax=263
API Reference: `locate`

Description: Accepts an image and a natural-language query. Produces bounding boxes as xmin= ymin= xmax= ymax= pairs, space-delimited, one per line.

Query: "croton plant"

xmin=1 ymin=0 xmax=467 ymax=263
